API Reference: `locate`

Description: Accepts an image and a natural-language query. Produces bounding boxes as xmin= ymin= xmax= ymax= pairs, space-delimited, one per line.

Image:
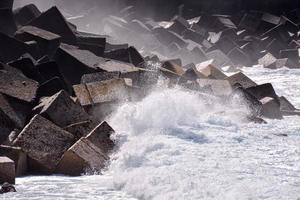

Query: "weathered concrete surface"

xmin=73 ymin=78 xmax=130 ymax=106
xmin=33 ymin=90 xmax=90 ymax=127
xmin=0 ymin=93 xmax=31 ymax=128
xmin=0 ymin=156 xmax=15 ymax=184
xmin=196 ymin=64 xmax=227 ymax=80
xmin=29 ymin=6 xmax=77 ymax=44
xmin=226 ymin=72 xmax=257 ymax=89
xmin=85 ymin=121 xmax=115 ymax=153
xmin=13 ymin=115 xmax=75 ymax=173
xmin=260 ymin=97 xmax=283 ymax=119
xmin=197 ymin=79 xmax=233 ymax=96
xmin=0 ymin=63 xmax=38 ymax=102
xmin=0 ymin=145 xmax=27 ymax=176
xmin=54 ymin=43 xmax=140 ymax=87
xmin=56 ymin=138 xmax=108 ymax=176
xmin=15 ymin=26 xmax=61 ymax=57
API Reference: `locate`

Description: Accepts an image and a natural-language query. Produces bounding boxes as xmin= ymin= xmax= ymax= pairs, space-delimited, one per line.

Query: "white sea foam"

xmin=108 ymin=84 xmax=300 ymax=200
xmin=6 ymin=66 xmax=300 ymax=200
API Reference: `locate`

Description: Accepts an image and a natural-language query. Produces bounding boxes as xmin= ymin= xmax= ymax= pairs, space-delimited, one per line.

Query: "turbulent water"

xmin=4 ymin=66 xmax=300 ymax=200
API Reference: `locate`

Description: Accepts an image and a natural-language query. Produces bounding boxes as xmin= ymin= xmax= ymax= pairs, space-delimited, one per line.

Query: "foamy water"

xmin=4 ymin=66 xmax=300 ymax=200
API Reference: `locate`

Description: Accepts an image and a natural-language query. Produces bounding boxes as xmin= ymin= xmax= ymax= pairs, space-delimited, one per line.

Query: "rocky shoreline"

xmin=0 ymin=0 xmax=299 ymax=195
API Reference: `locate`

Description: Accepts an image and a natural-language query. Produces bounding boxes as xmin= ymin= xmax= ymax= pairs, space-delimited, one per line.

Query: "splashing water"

xmin=108 ymin=85 xmax=300 ymax=200
xmin=6 ymin=67 xmax=300 ymax=200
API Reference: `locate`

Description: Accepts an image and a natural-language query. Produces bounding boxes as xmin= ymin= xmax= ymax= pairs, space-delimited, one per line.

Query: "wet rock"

xmin=13 ymin=4 xmax=41 ymax=26
xmin=0 ymin=9 xmax=17 ymax=36
xmin=279 ymin=96 xmax=296 ymax=111
xmin=279 ymin=49 xmax=299 ymax=68
xmin=76 ymin=32 xmax=106 ymax=46
xmin=77 ymin=43 xmax=105 ymax=57
xmin=258 ymin=53 xmax=277 ymax=69
xmin=81 ymin=72 xmax=120 ymax=84
xmin=196 ymin=63 xmax=227 ymax=79
xmin=15 ymin=26 xmax=61 ymax=57
xmin=54 ymin=44 xmax=139 ymax=87
xmin=167 ymin=15 xmax=190 ymax=35
xmin=104 ymin=46 xmax=144 ymax=67
xmin=180 ymin=66 xmax=206 ymax=82
xmin=85 ymin=121 xmax=115 ymax=153
xmin=0 ymin=182 xmax=16 ymax=194
xmin=64 ymin=121 xmax=94 ymax=140
xmin=226 ymin=72 xmax=257 ymax=89
xmin=29 ymin=6 xmax=77 ymax=44
xmin=0 ymin=63 xmax=38 ymax=102
xmin=247 ymin=116 xmax=267 ymax=124
xmin=33 ymin=90 xmax=90 ymax=127
xmin=0 ymin=157 xmax=15 ymax=184
xmin=161 ymin=60 xmax=185 ymax=76
xmin=0 ymin=145 xmax=27 ymax=176
xmin=56 ymin=138 xmax=108 ymax=176
xmin=260 ymin=97 xmax=283 ymax=119
xmin=233 ymin=85 xmax=263 ymax=117
xmin=246 ymin=83 xmax=279 ymax=104
xmin=105 ymin=42 xmax=129 ymax=51
xmin=197 ymin=79 xmax=233 ymax=96
xmin=73 ymin=78 xmax=130 ymax=106
xmin=13 ymin=115 xmax=75 ymax=173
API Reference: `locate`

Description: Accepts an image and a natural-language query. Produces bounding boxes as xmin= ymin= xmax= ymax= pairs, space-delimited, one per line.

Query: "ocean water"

xmin=4 ymin=66 xmax=300 ymax=200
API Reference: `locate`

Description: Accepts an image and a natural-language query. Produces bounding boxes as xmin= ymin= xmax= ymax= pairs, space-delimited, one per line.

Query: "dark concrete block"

xmin=54 ymin=44 xmax=139 ymax=87
xmin=81 ymin=72 xmax=120 ymax=84
xmin=56 ymin=138 xmax=107 ymax=176
xmin=0 ymin=93 xmax=31 ymax=128
xmin=258 ymin=53 xmax=277 ymax=69
xmin=0 ymin=110 xmax=15 ymax=144
xmin=15 ymin=26 xmax=61 ymax=57
xmin=226 ymin=72 xmax=257 ymax=89
xmin=13 ymin=4 xmax=41 ymax=26
xmin=196 ymin=63 xmax=227 ymax=79
xmin=8 ymin=57 xmax=44 ymax=83
xmin=260 ymin=97 xmax=283 ymax=119
xmin=0 ymin=157 xmax=15 ymax=184
xmin=37 ymin=77 xmax=68 ymax=98
xmin=85 ymin=121 xmax=115 ymax=153
xmin=246 ymin=83 xmax=279 ymax=104
xmin=238 ymin=13 xmax=261 ymax=33
xmin=0 ymin=63 xmax=38 ymax=102
xmin=29 ymin=6 xmax=77 ymax=44
xmin=227 ymin=47 xmax=252 ymax=67
xmin=73 ymin=79 xmax=130 ymax=106
xmin=206 ymin=49 xmax=233 ymax=67
xmin=0 ymin=0 xmax=13 ymax=9
xmin=13 ymin=115 xmax=75 ymax=173
xmin=152 ymin=27 xmax=187 ymax=48
xmin=0 ymin=32 xmax=29 ymax=63
xmin=0 ymin=9 xmax=17 ymax=36
xmin=279 ymin=49 xmax=299 ymax=68
xmin=0 ymin=145 xmax=27 ymax=176
xmin=104 ymin=46 xmax=144 ymax=67
xmin=33 ymin=90 xmax=90 ymax=127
